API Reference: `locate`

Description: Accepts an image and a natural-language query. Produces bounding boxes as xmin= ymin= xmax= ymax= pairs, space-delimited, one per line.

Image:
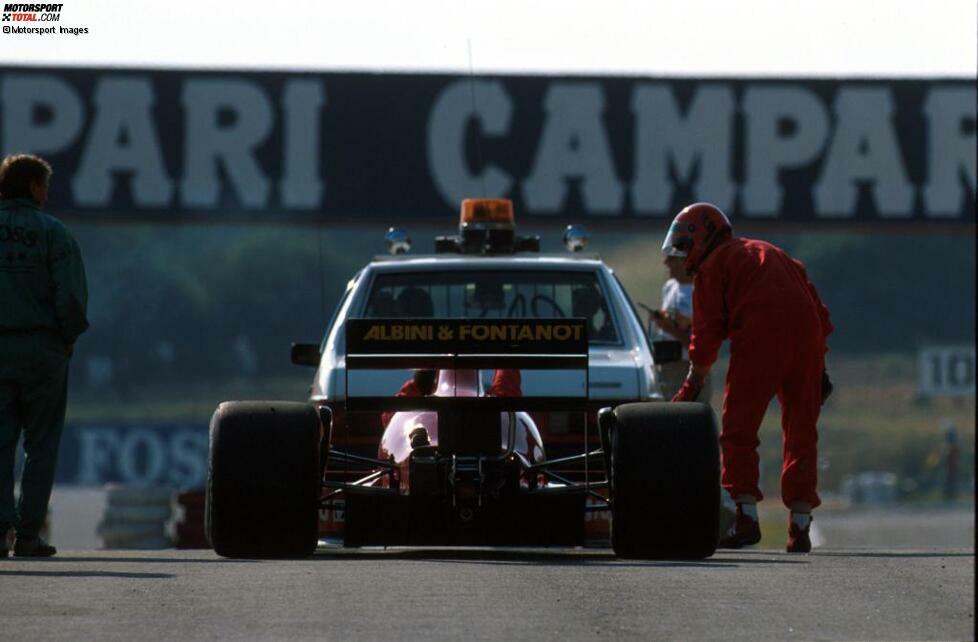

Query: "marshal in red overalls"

xmin=664 ymin=203 xmax=833 ymax=553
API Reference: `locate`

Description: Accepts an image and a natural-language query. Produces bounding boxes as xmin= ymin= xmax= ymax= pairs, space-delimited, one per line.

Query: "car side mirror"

xmin=291 ymin=343 xmax=320 ymax=367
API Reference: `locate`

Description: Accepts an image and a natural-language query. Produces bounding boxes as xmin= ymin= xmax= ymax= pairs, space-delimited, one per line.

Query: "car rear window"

xmin=364 ymin=270 xmax=619 ymax=344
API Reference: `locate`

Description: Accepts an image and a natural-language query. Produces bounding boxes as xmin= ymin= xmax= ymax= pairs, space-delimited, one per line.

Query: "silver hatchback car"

xmin=304 ymin=226 xmax=665 ymax=416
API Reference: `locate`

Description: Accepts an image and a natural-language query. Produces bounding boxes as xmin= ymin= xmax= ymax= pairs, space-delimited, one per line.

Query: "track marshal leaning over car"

xmin=665 ymin=202 xmax=833 ymax=554
xmin=0 ymin=154 xmax=89 ymax=558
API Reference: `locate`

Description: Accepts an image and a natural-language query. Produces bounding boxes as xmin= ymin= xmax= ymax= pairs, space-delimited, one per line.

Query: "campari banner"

xmin=0 ymin=66 xmax=973 ymax=227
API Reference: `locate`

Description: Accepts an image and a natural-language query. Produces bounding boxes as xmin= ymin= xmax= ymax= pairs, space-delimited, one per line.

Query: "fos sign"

xmin=0 ymin=67 xmax=974 ymax=225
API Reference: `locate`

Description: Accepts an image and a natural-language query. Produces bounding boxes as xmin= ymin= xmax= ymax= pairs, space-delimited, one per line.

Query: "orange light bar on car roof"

xmin=459 ymin=198 xmax=514 ymax=227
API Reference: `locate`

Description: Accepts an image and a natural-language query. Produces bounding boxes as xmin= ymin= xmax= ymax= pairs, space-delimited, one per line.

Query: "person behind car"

xmin=650 ymin=245 xmax=712 ymax=402
xmin=0 ymin=154 xmax=89 ymax=558
xmin=664 ymin=202 xmax=833 ymax=554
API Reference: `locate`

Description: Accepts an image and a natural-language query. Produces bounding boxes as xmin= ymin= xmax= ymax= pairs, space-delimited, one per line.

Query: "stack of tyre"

xmin=97 ymin=484 xmax=172 ymax=549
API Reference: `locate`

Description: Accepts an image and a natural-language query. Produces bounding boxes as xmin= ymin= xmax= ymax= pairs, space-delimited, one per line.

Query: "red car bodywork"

xmin=377 ymin=369 xmax=545 ymax=491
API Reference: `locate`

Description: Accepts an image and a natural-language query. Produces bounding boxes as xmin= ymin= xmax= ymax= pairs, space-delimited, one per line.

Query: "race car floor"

xmin=1 ymin=546 xmax=972 ymax=641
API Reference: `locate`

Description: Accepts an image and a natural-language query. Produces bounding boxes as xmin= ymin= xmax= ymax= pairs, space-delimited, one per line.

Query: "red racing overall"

xmin=689 ymin=238 xmax=832 ymax=509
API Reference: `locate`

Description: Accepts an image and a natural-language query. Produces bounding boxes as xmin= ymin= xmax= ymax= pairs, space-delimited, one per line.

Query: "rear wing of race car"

xmin=344 ymin=318 xmax=589 ymax=412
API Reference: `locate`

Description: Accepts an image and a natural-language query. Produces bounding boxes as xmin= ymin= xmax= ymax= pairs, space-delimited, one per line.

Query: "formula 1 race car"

xmin=206 ymin=199 xmax=721 ymax=559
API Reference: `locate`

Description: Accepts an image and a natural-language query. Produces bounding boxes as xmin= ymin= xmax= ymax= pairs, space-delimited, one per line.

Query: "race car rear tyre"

xmin=609 ymin=401 xmax=720 ymax=560
xmin=206 ymin=401 xmax=322 ymax=558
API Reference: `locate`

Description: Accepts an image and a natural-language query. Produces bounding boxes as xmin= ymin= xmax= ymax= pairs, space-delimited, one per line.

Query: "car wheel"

xmin=609 ymin=401 xmax=720 ymax=560
xmin=206 ymin=401 xmax=322 ymax=558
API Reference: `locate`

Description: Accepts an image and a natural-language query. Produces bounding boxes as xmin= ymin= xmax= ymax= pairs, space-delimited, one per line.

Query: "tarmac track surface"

xmin=0 ymin=547 xmax=973 ymax=641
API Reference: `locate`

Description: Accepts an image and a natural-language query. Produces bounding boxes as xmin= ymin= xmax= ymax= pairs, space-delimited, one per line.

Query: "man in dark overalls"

xmin=0 ymin=154 xmax=88 ymax=558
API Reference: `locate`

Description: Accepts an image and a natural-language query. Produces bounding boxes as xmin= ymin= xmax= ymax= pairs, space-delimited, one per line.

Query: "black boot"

xmin=718 ymin=504 xmax=762 ymax=549
xmin=14 ymin=536 xmax=57 ymax=558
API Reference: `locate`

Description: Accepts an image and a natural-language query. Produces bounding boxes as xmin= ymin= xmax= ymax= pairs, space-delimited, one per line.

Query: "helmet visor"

xmin=661 ymin=224 xmax=690 ymax=257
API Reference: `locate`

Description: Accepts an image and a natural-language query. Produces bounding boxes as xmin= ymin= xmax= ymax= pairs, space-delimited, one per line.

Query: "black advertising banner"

xmin=346 ymin=318 xmax=589 ymax=356
xmin=0 ymin=66 xmax=973 ymax=226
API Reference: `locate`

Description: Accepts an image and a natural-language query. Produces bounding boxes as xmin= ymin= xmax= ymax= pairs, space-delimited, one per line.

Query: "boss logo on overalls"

xmin=0 ymin=225 xmax=38 ymax=247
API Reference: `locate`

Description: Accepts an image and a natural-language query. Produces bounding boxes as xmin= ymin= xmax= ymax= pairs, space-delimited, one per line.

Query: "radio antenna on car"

xmin=467 ymin=37 xmax=488 ymax=199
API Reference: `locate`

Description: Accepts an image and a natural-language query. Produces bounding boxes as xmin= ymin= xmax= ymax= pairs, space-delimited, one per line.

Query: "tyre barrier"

xmin=97 ymin=484 xmax=173 ymax=549
xmin=169 ymin=489 xmax=208 ymax=549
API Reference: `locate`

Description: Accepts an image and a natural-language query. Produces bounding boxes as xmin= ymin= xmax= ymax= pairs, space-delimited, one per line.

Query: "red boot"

xmin=718 ymin=504 xmax=761 ymax=548
xmin=786 ymin=514 xmax=812 ymax=553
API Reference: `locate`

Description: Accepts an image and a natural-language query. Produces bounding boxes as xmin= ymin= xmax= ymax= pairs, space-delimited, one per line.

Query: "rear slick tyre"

xmin=206 ymin=401 xmax=322 ymax=559
xmin=610 ymin=401 xmax=720 ymax=560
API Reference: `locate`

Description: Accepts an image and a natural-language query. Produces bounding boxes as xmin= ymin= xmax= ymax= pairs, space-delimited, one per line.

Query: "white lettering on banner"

xmin=427 ymin=79 xmax=513 ymax=206
xmin=631 ymin=84 xmax=736 ymax=215
xmin=281 ymin=79 xmax=325 ymax=208
xmin=918 ymin=346 xmax=976 ymax=397
xmin=180 ymin=79 xmax=273 ymax=208
xmin=72 ymin=77 xmax=174 ymax=207
xmin=76 ymin=427 xmax=117 ymax=485
xmin=118 ymin=429 xmax=167 ymax=484
xmin=523 ymin=82 xmax=623 ymax=214
xmin=923 ymin=86 xmax=977 ymax=217
xmin=814 ymin=87 xmax=914 ymax=218
xmin=0 ymin=74 xmax=83 ymax=156
xmin=169 ymin=430 xmax=208 ymax=487
xmin=0 ymin=72 xmax=972 ymax=222
xmin=73 ymin=426 xmax=209 ymax=487
xmin=742 ymin=86 xmax=830 ymax=217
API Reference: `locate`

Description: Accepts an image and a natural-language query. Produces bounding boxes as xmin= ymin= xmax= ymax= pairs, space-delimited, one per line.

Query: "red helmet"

xmin=661 ymin=202 xmax=732 ymax=272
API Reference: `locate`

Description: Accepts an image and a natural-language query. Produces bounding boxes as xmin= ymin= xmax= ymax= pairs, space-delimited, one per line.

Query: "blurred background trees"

xmin=65 ymin=223 xmax=975 ymax=498
xmin=72 ymin=224 xmax=975 ymax=390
